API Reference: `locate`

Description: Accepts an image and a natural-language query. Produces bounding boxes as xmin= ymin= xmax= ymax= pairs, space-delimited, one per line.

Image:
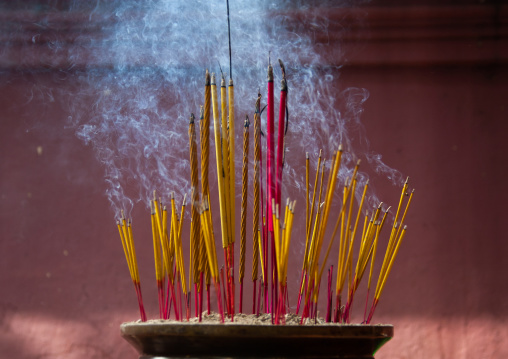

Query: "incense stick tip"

xmin=267 ymin=57 xmax=273 ymax=80
xmin=278 ymin=58 xmax=285 ymax=76
xmin=280 ymin=77 xmax=287 ymax=91
xmin=205 ymin=70 xmax=210 ymax=85
xmin=189 ymin=113 xmax=195 ymax=124
xmin=338 ymin=144 xmax=344 ymax=152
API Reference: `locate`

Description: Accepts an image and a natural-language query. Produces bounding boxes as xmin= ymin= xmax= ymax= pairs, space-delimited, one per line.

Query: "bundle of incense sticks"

xmin=116 ymin=62 xmax=414 ymax=324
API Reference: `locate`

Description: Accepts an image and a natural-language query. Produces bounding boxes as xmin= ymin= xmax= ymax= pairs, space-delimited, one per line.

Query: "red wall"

xmin=1 ymin=2 xmax=507 ymax=358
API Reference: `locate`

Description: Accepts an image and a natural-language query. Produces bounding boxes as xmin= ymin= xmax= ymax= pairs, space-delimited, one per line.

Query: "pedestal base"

xmin=121 ymin=322 xmax=393 ymax=359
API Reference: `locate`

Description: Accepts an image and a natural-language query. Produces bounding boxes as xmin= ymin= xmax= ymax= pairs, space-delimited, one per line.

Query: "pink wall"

xmin=1 ymin=2 xmax=507 ymax=358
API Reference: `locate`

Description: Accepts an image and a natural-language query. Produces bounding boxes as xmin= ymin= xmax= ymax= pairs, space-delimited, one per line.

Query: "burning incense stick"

xmin=266 ymin=59 xmax=275 ymax=235
xmin=305 ymin=152 xmax=309 ymax=242
xmin=220 ymin=75 xmax=232 ymax=248
xmin=117 ymin=215 xmax=147 ymax=322
xmin=201 ymin=72 xmax=215 ymax=318
xmin=296 ymin=150 xmax=322 ymax=314
xmin=200 ymin=199 xmax=225 ymax=322
xmin=219 ymin=76 xmax=233 ymax=312
xmin=228 ymin=77 xmax=236 ymax=249
xmin=228 ymin=77 xmax=236 ymax=319
xmin=251 ymin=93 xmax=262 ymax=314
xmin=239 ymin=116 xmax=250 ymax=313
xmin=211 ymin=74 xmax=228 ymax=251
xmin=275 ymin=59 xmax=287 ymax=209
xmin=150 ymin=205 xmax=164 ymax=318
xmin=115 ymin=64 xmax=414 ymax=326
xmin=188 ymin=114 xmax=201 ymax=317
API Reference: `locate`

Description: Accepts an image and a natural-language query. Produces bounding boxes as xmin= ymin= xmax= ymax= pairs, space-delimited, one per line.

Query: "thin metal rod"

xmin=227 ymin=0 xmax=232 ymax=79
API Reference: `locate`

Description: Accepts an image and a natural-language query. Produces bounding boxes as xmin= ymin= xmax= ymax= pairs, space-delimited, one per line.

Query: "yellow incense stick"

xmin=311 ymin=150 xmax=344 ymax=283
xmin=127 ymin=221 xmax=140 ymax=283
xmin=305 ymin=152 xmax=309 ymax=239
xmin=375 ymin=226 xmax=408 ymax=300
xmin=117 ymin=220 xmax=133 ymax=279
xmin=335 ymin=182 xmax=348 ymax=296
xmin=366 ymin=208 xmax=389 ymax=291
xmin=162 ymin=206 xmax=174 ymax=281
xmin=240 ymin=116 xmax=249 ymax=283
xmin=228 ymin=78 xmax=235 ymax=247
xmin=220 ymin=76 xmax=232 ymax=247
xmin=151 ymin=206 xmax=162 ymax=282
xmin=257 ymin=229 xmax=265 ymax=282
xmin=211 ymin=74 xmax=229 ymax=249
xmin=393 ymin=190 xmax=414 ymax=247
xmin=282 ymin=201 xmax=296 ymax=282
xmin=189 ymin=114 xmax=201 ymax=285
xmin=200 ymin=202 xmax=218 ymax=280
xmin=378 ymin=180 xmax=409 ymax=288
xmin=302 ymin=151 xmax=322 ymax=273
xmin=272 ymin=200 xmax=282 ymax=280
xmin=252 ymin=94 xmax=261 ymax=283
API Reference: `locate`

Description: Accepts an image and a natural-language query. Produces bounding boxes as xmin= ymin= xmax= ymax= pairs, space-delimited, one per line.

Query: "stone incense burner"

xmin=121 ymin=315 xmax=393 ymax=359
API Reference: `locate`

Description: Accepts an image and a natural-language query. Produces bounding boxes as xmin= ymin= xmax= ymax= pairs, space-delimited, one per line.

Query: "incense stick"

xmin=114 ymin=66 xmax=414 ymax=325
xmin=117 ymin=215 xmax=147 ymax=322
xmin=188 ymin=114 xmax=201 ymax=317
xmin=252 ymin=93 xmax=262 ymax=314
xmin=239 ymin=116 xmax=250 ymax=313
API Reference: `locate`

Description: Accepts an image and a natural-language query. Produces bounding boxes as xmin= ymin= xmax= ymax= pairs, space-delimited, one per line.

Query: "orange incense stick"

xmin=251 ymin=93 xmax=262 ymax=313
xmin=239 ymin=116 xmax=250 ymax=313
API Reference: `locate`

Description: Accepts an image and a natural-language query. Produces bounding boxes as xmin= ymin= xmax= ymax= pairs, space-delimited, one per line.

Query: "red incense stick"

xmin=199 ymin=272 xmax=204 ymax=322
xmin=266 ymin=59 xmax=275 ymax=234
xmin=252 ymin=279 xmax=257 ymax=314
xmin=275 ymin=59 xmax=287 ymax=209
xmin=134 ymin=282 xmax=147 ymax=322
xmin=207 ymin=283 xmax=211 ymax=315
xmin=326 ymin=266 xmax=333 ymax=322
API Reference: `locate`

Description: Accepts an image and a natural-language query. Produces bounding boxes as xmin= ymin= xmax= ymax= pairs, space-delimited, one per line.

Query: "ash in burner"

xmin=128 ymin=312 xmax=328 ymax=326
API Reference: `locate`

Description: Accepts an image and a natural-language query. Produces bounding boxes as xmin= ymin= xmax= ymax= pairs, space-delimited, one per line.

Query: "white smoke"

xmin=3 ymin=0 xmax=403 ymax=217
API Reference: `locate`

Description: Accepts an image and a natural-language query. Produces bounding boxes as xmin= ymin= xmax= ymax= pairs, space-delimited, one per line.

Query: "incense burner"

xmin=121 ymin=321 xmax=393 ymax=359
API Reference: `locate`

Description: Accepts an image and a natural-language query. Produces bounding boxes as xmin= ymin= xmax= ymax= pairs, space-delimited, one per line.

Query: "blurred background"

xmin=1 ymin=0 xmax=507 ymax=358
